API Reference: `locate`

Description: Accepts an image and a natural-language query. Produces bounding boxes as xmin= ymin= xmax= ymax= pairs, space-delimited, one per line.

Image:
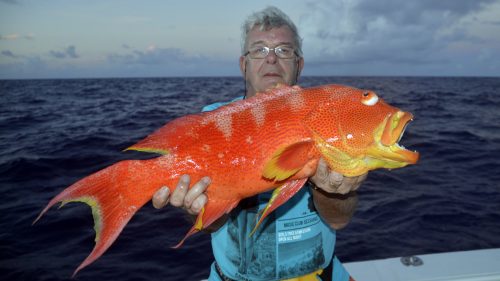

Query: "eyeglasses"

xmin=244 ymin=45 xmax=298 ymax=59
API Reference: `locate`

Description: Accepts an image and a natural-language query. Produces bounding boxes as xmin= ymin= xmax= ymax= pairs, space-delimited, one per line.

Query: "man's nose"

xmin=265 ymin=50 xmax=278 ymax=64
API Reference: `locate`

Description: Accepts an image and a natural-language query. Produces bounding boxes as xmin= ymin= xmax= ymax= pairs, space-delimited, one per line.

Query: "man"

xmin=153 ymin=7 xmax=366 ymax=280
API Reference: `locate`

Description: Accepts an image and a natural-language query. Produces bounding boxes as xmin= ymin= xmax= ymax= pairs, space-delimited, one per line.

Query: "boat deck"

xmin=345 ymin=248 xmax=500 ymax=281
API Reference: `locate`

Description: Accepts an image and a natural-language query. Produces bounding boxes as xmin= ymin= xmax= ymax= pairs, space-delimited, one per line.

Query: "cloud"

xmin=2 ymin=50 xmax=19 ymax=58
xmin=299 ymin=0 xmax=499 ymax=74
xmin=108 ymin=46 xmax=204 ymax=65
xmin=0 ymin=33 xmax=34 ymax=40
xmin=49 ymin=50 xmax=66 ymax=59
xmin=103 ymin=45 xmax=239 ymax=77
xmin=0 ymin=55 xmax=50 ymax=79
xmin=49 ymin=45 xmax=80 ymax=59
xmin=65 ymin=45 xmax=79 ymax=58
xmin=0 ymin=34 xmax=19 ymax=40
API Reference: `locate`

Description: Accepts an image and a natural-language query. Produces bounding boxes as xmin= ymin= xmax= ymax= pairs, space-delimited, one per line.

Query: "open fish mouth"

xmin=369 ymin=111 xmax=419 ymax=165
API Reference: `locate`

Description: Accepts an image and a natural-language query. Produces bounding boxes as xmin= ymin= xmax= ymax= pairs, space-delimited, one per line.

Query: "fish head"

xmin=305 ymin=86 xmax=419 ymax=176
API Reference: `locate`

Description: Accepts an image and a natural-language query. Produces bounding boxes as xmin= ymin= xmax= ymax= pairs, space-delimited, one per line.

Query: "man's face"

xmin=240 ymin=25 xmax=304 ymax=98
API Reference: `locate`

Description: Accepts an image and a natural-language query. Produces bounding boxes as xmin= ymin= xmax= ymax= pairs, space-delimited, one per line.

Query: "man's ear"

xmin=297 ymin=57 xmax=304 ymax=77
xmin=239 ymin=56 xmax=246 ymax=77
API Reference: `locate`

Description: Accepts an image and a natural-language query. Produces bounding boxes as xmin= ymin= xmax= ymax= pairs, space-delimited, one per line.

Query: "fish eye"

xmin=361 ymin=91 xmax=379 ymax=106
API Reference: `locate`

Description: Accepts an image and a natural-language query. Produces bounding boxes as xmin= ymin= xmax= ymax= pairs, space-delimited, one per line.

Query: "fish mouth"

xmin=368 ymin=111 xmax=419 ymax=165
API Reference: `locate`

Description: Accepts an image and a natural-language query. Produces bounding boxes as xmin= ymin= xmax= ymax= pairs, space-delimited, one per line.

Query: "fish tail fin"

xmin=173 ymin=198 xmax=239 ymax=248
xmin=33 ymin=158 xmax=168 ymax=277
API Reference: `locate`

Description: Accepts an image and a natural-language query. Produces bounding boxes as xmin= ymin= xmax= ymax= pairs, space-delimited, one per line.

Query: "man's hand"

xmin=152 ymin=175 xmax=210 ymax=215
xmin=309 ymin=158 xmax=367 ymax=194
xmin=309 ymin=158 xmax=367 ymax=229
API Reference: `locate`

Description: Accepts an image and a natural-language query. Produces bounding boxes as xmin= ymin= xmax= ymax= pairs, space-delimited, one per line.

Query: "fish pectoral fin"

xmin=263 ymin=141 xmax=315 ymax=181
xmin=250 ymin=178 xmax=308 ymax=236
xmin=173 ymin=197 xmax=239 ymax=248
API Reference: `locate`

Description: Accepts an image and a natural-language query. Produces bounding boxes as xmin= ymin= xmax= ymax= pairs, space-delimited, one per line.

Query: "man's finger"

xmin=184 ymin=176 xmax=211 ymax=209
xmin=337 ymin=177 xmax=356 ymax=194
xmin=328 ymin=171 xmax=343 ymax=188
xmin=187 ymin=194 xmax=208 ymax=215
xmin=170 ymin=174 xmax=190 ymax=207
xmin=152 ymin=186 xmax=170 ymax=209
xmin=316 ymin=158 xmax=329 ymax=181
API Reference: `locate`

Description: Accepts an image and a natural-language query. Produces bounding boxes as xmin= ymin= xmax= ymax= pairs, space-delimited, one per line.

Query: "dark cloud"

xmin=355 ymin=0 xmax=495 ymax=26
xmin=49 ymin=45 xmax=79 ymax=59
xmin=65 ymin=45 xmax=79 ymax=58
xmin=300 ymin=0 xmax=499 ymax=75
xmin=49 ymin=50 xmax=66 ymax=59
xmin=2 ymin=50 xmax=19 ymax=58
xmin=482 ymin=20 xmax=500 ymax=26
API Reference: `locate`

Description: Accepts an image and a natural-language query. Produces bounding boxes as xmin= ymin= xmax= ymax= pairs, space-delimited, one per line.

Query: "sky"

xmin=1 ymin=0 xmax=500 ymax=79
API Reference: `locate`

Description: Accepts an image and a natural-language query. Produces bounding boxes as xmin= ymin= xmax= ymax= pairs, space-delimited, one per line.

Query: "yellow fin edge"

xmin=124 ymin=147 xmax=169 ymax=155
xmin=262 ymin=145 xmax=303 ymax=181
xmin=60 ymin=197 xmax=102 ymax=243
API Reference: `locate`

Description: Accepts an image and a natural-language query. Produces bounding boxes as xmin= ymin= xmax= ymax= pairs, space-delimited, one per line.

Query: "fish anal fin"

xmin=263 ymin=141 xmax=315 ymax=181
xmin=250 ymin=178 xmax=308 ymax=236
xmin=173 ymin=198 xmax=239 ymax=248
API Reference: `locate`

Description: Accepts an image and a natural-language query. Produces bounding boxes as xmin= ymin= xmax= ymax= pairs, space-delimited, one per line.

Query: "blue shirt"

xmin=203 ymin=97 xmax=351 ymax=281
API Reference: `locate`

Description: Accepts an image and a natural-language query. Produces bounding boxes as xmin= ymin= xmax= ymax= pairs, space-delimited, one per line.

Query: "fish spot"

xmin=202 ymin=144 xmax=211 ymax=152
xmin=250 ymin=103 xmax=266 ymax=127
xmin=287 ymin=89 xmax=304 ymax=111
xmin=246 ymin=136 xmax=253 ymax=144
xmin=158 ymin=154 xmax=176 ymax=168
xmin=218 ymin=152 xmax=224 ymax=159
xmin=327 ymin=136 xmax=339 ymax=143
xmin=215 ymin=114 xmax=233 ymax=139
xmin=347 ymin=134 xmax=353 ymax=140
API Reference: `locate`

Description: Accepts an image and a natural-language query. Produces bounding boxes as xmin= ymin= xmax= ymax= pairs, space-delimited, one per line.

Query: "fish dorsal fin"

xmin=250 ymin=178 xmax=308 ymax=236
xmin=125 ymin=114 xmax=204 ymax=155
xmin=262 ymin=140 xmax=315 ymax=181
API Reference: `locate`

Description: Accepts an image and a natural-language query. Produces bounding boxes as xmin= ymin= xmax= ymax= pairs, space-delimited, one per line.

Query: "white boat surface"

xmin=344 ymin=248 xmax=500 ymax=281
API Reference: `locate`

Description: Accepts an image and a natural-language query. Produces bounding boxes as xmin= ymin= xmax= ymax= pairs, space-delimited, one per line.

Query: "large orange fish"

xmin=34 ymin=84 xmax=419 ymax=276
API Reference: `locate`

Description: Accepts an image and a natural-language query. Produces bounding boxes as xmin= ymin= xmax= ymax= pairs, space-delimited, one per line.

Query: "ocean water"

xmin=1 ymin=76 xmax=499 ymax=281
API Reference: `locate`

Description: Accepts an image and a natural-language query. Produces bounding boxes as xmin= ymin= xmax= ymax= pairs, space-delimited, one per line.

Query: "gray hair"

xmin=241 ymin=6 xmax=303 ymax=57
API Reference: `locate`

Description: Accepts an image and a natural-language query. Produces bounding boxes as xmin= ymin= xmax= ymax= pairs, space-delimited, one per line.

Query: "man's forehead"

xmin=247 ymin=26 xmax=294 ymax=46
